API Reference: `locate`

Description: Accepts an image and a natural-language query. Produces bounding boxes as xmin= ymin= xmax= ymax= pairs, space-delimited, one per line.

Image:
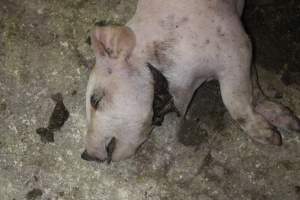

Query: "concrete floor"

xmin=0 ymin=0 xmax=300 ymax=200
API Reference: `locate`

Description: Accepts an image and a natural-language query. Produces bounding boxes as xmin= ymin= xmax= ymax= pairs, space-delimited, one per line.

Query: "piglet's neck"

xmin=96 ymin=56 xmax=126 ymax=68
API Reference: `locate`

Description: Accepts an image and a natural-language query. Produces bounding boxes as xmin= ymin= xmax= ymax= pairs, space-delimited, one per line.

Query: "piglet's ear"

xmin=91 ymin=25 xmax=136 ymax=60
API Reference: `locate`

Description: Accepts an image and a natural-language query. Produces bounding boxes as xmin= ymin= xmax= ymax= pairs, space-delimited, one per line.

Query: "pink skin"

xmin=255 ymin=100 xmax=300 ymax=132
xmin=83 ymin=0 xmax=300 ymax=162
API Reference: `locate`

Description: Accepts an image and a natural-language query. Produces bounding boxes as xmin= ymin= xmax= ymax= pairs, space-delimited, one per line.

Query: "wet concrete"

xmin=0 ymin=0 xmax=300 ymax=200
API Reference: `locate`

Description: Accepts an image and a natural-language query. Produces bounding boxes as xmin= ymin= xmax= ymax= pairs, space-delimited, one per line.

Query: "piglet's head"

xmin=83 ymin=25 xmax=154 ymax=162
xmin=82 ymin=25 xmax=179 ymax=163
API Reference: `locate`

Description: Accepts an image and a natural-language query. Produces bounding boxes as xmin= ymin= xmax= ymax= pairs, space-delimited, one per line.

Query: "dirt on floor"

xmin=0 ymin=0 xmax=300 ymax=200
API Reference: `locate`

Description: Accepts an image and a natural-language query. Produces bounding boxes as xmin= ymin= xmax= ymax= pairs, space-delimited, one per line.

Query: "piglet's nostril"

xmin=106 ymin=137 xmax=116 ymax=164
xmin=81 ymin=150 xmax=94 ymax=161
xmin=81 ymin=150 xmax=105 ymax=163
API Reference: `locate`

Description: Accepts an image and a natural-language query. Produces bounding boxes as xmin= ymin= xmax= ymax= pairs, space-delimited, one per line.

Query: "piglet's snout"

xmin=81 ymin=137 xmax=116 ymax=164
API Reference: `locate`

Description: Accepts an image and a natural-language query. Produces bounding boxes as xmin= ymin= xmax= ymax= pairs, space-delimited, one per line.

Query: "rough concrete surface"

xmin=0 ymin=0 xmax=300 ymax=200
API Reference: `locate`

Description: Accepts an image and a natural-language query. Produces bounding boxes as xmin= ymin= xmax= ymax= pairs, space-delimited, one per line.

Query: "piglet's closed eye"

xmin=90 ymin=92 xmax=104 ymax=110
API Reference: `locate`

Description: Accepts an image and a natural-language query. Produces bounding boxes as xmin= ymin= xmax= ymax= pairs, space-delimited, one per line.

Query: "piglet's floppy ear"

xmin=91 ymin=25 xmax=136 ymax=60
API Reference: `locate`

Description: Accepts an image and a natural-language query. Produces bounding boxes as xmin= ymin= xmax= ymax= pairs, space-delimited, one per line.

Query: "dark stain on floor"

xmin=36 ymin=93 xmax=69 ymax=143
xmin=47 ymin=93 xmax=69 ymax=131
xmin=178 ymin=81 xmax=226 ymax=146
xmin=0 ymin=102 xmax=7 ymax=112
xmin=26 ymin=188 xmax=43 ymax=200
xmin=36 ymin=127 xmax=54 ymax=143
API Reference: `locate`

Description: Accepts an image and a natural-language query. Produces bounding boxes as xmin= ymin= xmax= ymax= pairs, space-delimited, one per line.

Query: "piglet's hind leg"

xmin=219 ymin=72 xmax=282 ymax=146
xmin=255 ymin=100 xmax=300 ymax=133
xmin=217 ymin=33 xmax=282 ymax=146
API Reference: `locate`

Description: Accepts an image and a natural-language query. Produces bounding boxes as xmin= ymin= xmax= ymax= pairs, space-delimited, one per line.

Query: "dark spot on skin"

xmin=181 ymin=17 xmax=189 ymax=23
xmin=0 ymin=102 xmax=7 ymax=111
xmin=175 ymin=17 xmax=189 ymax=29
xmin=217 ymin=26 xmax=225 ymax=37
xmin=26 ymin=188 xmax=43 ymax=200
xmin=147 ymin=63 xmax=180 ymax=126
xmin=36 ymin=93 xmax=69 ymax=143
xmin=205 ymin=39 xmax=210 ymax=44
xmin=36 ymin=128 xmax=54 ymax=143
